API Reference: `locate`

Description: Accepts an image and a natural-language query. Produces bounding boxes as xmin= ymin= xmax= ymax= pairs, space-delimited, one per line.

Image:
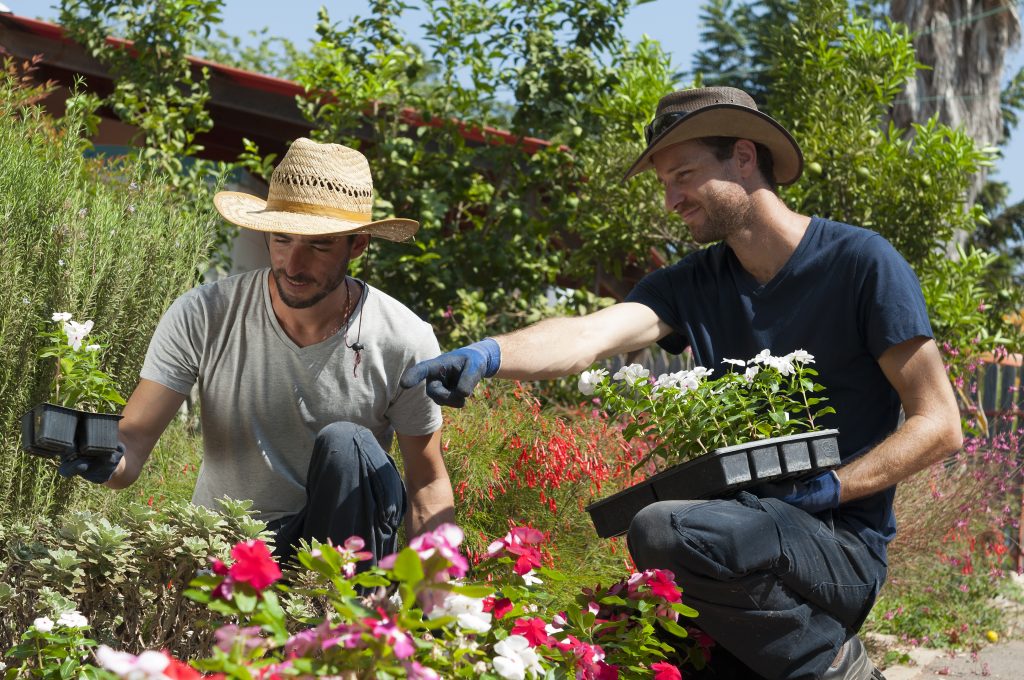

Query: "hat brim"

xmin=213 ymin=191 xmax=419 ymax=242
xmin=622 ymin=104 xmax=803 ymax=185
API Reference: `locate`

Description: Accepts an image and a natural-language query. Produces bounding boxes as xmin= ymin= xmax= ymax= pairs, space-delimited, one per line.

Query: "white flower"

xmin=64 ymin=319 xmax=94 ymax=351
xmin=690 ymin=366 xmax=714 ymax=380
xmin=577 ymin=368 xmax=608 ymax=396
xmin=57 ymin=610 xmax=89 ymax=628
xmin=521 ymin=570 xmax=543 ymax=586
xmin=722 ymin=358 xmax=746 ymax=367
xmin=612 ymin=363 xmax=650 ymax=386
xmin=86 ymin=344 xmax=101 ymax=352
xmin=33 ymin=616 xmax=54 ymax=633
xmin=654 ymin=370 xmax=699 ymax=394
xmin=751 ymin=349 xmax=773 ymax=365
xmin=51 ymin=312 xmax=72 ymax=322
xmin=767 ymin=355 xmax=796 ymax=376
xmin=493 ymin=635 xmax=543 ymax=680
xmin=22 ymin=297 xmax=30 ymax=305
xmin=58 ymin=259 xmax=65 ymax=267
xmin=429 ymin=593 xmax=492 ymax=633
xmin=786 ymin=349 xmax=815 ymax=364
xmin=744 ymin=366 xmax=760 ymax=383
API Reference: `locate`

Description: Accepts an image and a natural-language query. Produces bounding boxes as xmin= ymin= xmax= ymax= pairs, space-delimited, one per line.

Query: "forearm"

xmin=495 ymin=304 xmax=667 ymax=380
xmin=405 ymin=477 xmax=456 ymax=537
xmin=837 ymin=411 xmax=962 ymax=503
xmin=103 ymin=431 xmax=153 ymax=489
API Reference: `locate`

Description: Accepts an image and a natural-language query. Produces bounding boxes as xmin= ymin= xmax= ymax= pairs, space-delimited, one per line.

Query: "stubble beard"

xmin=687 ymin=185 xmax=752 ymax=245
xmin=272 ymin=262 xmax=348 ymax=309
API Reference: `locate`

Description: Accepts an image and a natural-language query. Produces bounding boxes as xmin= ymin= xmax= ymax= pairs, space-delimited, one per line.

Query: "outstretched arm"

xmin=836 ymin=336 xmax=963 ymax=501
xmin=401 ymin=302 xmax=672 ymax=406
xmin=494 ymin=302 xmax=672 ymax=379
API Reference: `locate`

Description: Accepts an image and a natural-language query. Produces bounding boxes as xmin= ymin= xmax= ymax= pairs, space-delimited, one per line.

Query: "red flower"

xmin=651 ymin=661 xmax=682 ymax=680
xmin=648 ymin=569 xmax=682 ymax=603
xmin=511 ymin=617 xmax=552 ymax=647
xmin=229 ymin=539 xmax=282 ymax=590
xmin=163 ymin=656 xmax=202 ymax=680
xmin=484 ymin=596 xmax=514 ymax=619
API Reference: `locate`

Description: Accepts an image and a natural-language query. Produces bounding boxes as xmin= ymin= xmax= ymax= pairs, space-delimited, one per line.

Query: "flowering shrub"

xmin=37 ymin=311 xmax=124 ymax=412
xmin=580 ymin=350 xmax=833 ymax=471
xmin=63 ymin=524 xmax=707 ymax=679
xmin=3 ymin=610 xmax=96 ymax=679
xmin=441 ymin=383 xmax=648 ymax=597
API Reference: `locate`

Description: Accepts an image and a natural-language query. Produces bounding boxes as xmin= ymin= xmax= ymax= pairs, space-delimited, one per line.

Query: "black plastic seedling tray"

xmin=21 ymin=403 xmax=123 ymax=459
xmin=586 ymin=429 xmax=841 ymax=538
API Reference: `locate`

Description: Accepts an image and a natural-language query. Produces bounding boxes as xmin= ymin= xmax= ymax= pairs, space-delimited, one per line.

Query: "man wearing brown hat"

xmin=58 ymin=139 xmax=455 ymax=566
xmin=402 ymin=87 xmax=961 ymax=679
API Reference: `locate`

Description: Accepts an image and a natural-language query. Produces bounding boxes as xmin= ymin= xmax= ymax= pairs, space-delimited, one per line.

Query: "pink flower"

xmin=487 ymin=524 xmax=545 ymax=575
xmin=215 ymin=625 xmax=263 ymax=654
xmin=404 ymin=661 xmax=441 ymax=679
xmin=367 ymin=610 xmax=415 ymax=659
xmin=651 ymin=661 xmax=682 ymax=680
xmin=380 ymin=523 xmax=469 ymax=581
xmin=229 ymin=540 xmax=281 ymax=591
xmin=485 ymin=596 xmax=514 ymax=619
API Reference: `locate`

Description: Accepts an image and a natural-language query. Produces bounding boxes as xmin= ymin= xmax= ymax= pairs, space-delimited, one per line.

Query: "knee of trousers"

xmin=628 ymin=502 xmax=696 ymax=573
xmin=315 ymin=422 xmax=378 ymax=461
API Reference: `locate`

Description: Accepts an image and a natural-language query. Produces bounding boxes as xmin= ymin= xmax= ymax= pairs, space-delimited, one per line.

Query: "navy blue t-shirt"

xmin=625 ymin=217 xmax=933 ymax=560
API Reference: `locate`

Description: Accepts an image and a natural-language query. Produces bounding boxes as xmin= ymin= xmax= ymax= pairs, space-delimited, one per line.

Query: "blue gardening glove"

xmin=758 ymin=470 xmax=842 ymax=514
xmin=399 ymin=339 xmax=501 ymax=408
xmin=58 ymin=443 xmax=124 ymax=484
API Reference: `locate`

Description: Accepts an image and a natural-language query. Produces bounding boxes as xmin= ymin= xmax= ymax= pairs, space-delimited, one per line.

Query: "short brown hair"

xmin=697 ymin=136 xmax=777 ymax=192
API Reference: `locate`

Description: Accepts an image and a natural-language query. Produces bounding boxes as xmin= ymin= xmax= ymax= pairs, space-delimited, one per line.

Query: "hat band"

xmin=265 ymin=198 xmax=372 ymax=223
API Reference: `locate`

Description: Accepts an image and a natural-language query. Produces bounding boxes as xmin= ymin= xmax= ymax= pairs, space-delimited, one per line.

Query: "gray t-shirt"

xmin=141 ymin=269 xmax=443 ymax=521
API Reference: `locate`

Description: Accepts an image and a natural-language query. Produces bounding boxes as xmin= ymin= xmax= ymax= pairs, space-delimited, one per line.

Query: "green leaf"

xmin=391 ymin=547 xmax=425 ymax=583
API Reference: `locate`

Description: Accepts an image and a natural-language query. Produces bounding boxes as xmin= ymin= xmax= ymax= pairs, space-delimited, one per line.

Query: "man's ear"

xmin=349 ymin=233 xmax=371 ymax=258
xmin=733 ymin=139 xmax=758 ymax=179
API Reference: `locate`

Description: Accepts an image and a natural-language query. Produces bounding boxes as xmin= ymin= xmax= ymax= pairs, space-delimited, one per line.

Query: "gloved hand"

xmin=58 ymin=443 xmax=124 ymax=484
xmin=400 ymin=339 xmax=501 ymax=407
xmin=757 ymin=470 xmax=841 ymax=514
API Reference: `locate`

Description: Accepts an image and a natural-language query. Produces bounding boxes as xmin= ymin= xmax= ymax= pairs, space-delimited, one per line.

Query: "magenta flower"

xmin=229 ymin=540 xmax=281 ymax=591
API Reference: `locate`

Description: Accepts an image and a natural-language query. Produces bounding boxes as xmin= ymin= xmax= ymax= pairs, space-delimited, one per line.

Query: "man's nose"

xmin=664 ymin=185 xmax=684 ymax=214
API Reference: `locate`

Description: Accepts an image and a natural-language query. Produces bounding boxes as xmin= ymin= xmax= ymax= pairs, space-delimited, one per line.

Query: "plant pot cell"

xmin=26 ymin=403 xmax=80 ymax=454
xmin=748 ymin=445 xmax=783 ymax=478
xmin=780 ymin=441 xmax=813 ymax=474
xmin=78 ymin=412 xmax=123 ymax=455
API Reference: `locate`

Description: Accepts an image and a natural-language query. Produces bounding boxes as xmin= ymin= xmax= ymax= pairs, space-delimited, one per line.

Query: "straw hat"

xmin=623 ymin=86 xmax=803 ymax=185
xmin=214 ymin=138 xmax=418 ymax=241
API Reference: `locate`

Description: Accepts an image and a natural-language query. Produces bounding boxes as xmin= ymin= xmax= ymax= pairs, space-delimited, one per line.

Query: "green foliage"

xmin=0 ymin=498 xmax=269 ymax=658
xmin=37 ymin=314 xmax=125 ymax=413
xmin=288 ymin=0 xmax=680 ymax=343
xmin=193 ymin=26 xmax=303 ymax=79
xmin=588 ymin=350 xmax=832 ymax=471
xmin=0 ymin=71 xmax=217 ymax=520
xmin=693 ymin=0 xmax=990 ymax=270
xmin=3 ymin=612 xmax=101 ymax=680
xmin=57 ymin=0 xmax=234 ymax=269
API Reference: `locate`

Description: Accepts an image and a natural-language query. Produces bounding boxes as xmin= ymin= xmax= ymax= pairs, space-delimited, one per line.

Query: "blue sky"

xmin=28 ymin=0 xmax=1024 ymax=205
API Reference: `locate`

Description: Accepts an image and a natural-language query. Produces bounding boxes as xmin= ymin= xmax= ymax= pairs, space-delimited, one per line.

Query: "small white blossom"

xmin=33 ymin=616 xmax=54 ymax=633
xmin=690 ymin=366 xmax=714 ymax=380
xmin=22 ymin=297 xmax=30 ymax=305
xmin=612 ymin=363 xmax=650 ymax=386
xmin=767 ymin=356 xmax=796 ymax=376
xmin=744 ymin=366 xmax=760 ymax=383
xmin=64 ymin=319 xmax=94 ymax=351
xmin=786 ymin=349 xmax=815 ymax=364
xmin=51 ymin=312 xmax=72 ymax=322
xmin=86 ymin=344 xmax=101 ymax=352
xmin=127 ymin=204 xmax=136 ymax=214
xmin=521 ymin=570 xmax=543 ymax=586
xmin=722 ymin=358 xmax=746 ymax=367
xmin=577 ymin=368 xmax=608 ymax=396
xmin=58 ymin=259 xmax=65 ymax=267
xmin=96 ymin=646 xmax=171 ymax=678
xmin=493 ymin=635 xmax=543 ymax=680
xmin=428 ymin=593 xmax=492 ymax=633
xmin=57 ymin=610 xmax=89 ymax=628
xmin=751 ymin=349 xmax=773 ymax=365
xmin=129 ymin=181 xmax=139 ymax=191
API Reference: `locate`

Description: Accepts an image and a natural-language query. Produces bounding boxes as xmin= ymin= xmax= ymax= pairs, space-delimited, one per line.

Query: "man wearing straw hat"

xmin=59 ymin=138 xmax=455 ymax=565
xmin=402 ymin=87 xmax=962 ymax=679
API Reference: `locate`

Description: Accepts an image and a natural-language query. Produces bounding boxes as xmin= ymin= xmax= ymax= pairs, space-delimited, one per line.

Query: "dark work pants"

xmin=268 ymin=422 xmax=406 ymax=567
xmin=627 ymin=491 xmax=886 ymax=680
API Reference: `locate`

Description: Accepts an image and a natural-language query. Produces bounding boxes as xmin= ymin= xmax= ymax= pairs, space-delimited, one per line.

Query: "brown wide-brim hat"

xmin=214 ymin=138 xmax=418 ymax=242
xmin=623 ymin=86 xmax=803 ymax=185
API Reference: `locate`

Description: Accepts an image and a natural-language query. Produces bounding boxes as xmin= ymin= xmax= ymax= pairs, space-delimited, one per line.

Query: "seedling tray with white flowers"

xmin=579 ymin=349 xmax=839 ymax=538
xmin=585 ymin=429 xmax=840 ymax=538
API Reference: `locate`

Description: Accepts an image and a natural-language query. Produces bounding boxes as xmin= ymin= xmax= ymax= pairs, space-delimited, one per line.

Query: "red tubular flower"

xmin=229 ymin=539 xmax=282 ymax=590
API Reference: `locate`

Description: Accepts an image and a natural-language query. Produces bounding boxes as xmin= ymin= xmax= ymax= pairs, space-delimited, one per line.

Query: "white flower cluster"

xmin=730 ymin=348 xmax=815 ymax=381
xmin=52 ymin=311 xmax=97 ymax=352
xmin=653 ymin=365 xmax=713 ymax=394
xmin=492 ymin=634 xmax=544 ymax=680
xmin=427 ymin=593 xmax=492 ymax=633
xmin=33 ymin=610 xmax=89 ymax=633
xmin=95 ymin=647 xmax=171 ymax=679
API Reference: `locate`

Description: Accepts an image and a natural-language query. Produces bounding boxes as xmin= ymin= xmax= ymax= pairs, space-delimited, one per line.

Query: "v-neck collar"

xmin=727 ymin=217 xmax=819 ymax=297
xmin=261 ymin=269 xmax=368 ymax=354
